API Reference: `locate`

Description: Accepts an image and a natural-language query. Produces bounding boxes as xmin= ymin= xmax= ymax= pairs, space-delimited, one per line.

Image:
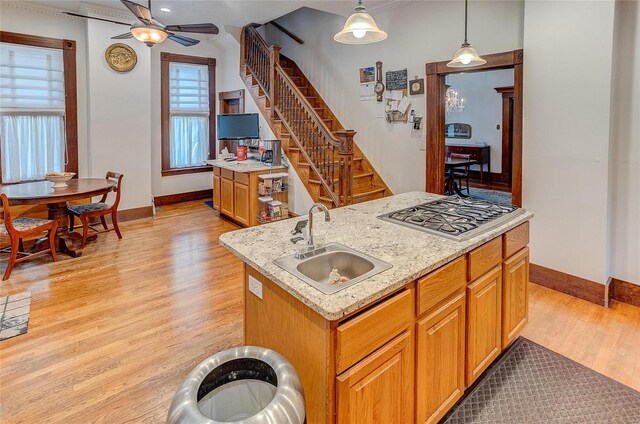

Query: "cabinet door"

xmin=233 ymin=182 xmax=250 ymax=226
xmin=466 ymin=266 xmax=502 ymax=386
xmin=502 ymin=247 xmax=529 ymax=348
xmin=220 ymin=177 xmax=234 ymax=217
xmin=337 ymin=331 xmax=414 ymax=424
xmin=416 ymin=292 xmax=466 ymax=424
xmin=213 ymin=175 xmax=221 ymax=211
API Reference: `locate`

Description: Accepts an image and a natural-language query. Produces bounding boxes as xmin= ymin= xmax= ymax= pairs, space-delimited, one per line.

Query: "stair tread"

xmin=318 ymin=187 xmax=386 ymax=202
xmin=308 ymin=171 xmax=374 ymax=184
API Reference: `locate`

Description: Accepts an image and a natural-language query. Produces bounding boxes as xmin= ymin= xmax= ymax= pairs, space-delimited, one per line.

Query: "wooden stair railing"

xmin=241 ymin=25 xmax=353 ymax=207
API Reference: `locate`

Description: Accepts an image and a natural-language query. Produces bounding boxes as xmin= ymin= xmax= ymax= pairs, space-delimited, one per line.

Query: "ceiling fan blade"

xmin=111 ymin=32 xmax=134 ymax=39
xmin=167 ymin=33 xmax=200 ymax=47
xmin=164 ymin=23 xmax=219 ymax=35
xmin=121 ymin=0 xmax=153 ymax=24
xmin=62 ymin=11 xmax=131 ymax=26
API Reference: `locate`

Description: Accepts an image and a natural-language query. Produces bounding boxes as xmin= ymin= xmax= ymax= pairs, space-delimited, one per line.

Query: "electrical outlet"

xmin=248 ymin=275 xmax=263 ymax=299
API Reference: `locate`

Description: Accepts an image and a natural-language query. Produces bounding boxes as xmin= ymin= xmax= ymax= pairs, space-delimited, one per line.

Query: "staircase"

xmin=240 ymin=25 xmax=391 ymax=208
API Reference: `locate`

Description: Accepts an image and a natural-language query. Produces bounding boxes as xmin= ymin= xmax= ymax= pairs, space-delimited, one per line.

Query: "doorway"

xmin=425 ymin=50 xmax=523 ymax=206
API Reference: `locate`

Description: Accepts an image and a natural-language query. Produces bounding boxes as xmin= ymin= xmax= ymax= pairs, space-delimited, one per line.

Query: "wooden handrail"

xmin=241 ymin=24 xmax=354 ymax=207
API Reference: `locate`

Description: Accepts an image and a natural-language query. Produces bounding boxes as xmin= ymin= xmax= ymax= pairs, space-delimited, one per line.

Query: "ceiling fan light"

xmin=334 ymin=3 xmax=387 ymax=44
xmin=447 ymin=44 xmax=486 ymax=68
xmin=131 ymin=25 xmax=168 ymax=45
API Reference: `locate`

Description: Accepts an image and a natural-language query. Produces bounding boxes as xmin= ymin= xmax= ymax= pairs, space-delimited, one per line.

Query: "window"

xmin=161 ymin=53 xmax=216 ymax=176
xmin=0 ymin=32 xmax=78 ymax=184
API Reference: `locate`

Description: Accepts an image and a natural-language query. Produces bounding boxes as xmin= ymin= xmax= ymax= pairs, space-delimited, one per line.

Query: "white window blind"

xmin=169 ymin=62 xmax=209 ymax=168
xmin=0 ymin=42 xmax=66 ymax=183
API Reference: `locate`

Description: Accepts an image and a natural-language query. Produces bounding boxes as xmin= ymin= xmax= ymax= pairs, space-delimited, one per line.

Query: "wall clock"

xmin=105 ymin=43 xmax=137 ymax=73
xmin=410 ymin=76 xmax=424 ymax=95
xmin=374 ymin=61 xmax=385 ymax=102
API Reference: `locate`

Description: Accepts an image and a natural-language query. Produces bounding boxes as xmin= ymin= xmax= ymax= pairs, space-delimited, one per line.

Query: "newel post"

xmin=269 ymin=44 xmax=281 ymax=121
xmin=335 ymin=130 xmax=355 ymax=206
xmin=239 ymin=26 xmax=246 ymax=76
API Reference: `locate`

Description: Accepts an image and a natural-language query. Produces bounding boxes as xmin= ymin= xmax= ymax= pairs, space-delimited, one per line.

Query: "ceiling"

xmin=26 ymin=0 xmax=391 ymax=29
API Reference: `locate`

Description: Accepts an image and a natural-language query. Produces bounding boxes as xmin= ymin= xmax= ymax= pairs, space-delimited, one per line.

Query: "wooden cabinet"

xmin=466 ymin=266 xmax=502 ymax=386
xmin=337 ymin=331 xmax=414 ymax=424
xmin=213 ymin=175 xmax=221 ymax=211
xmin=220 ymin=177 xmax=234 ymax=217
xmin=233 ymin=182 xmax=250 ymax=226
xmin=416 ymin=292 xmax=466 ymax=424
xmin=502 ymin=247 xmax=529 ymax=348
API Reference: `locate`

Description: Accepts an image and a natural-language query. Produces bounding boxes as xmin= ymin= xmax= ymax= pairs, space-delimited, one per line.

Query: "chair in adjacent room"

xmin=450 ymin=153 xmax=472 ymax=195
xmin=0 ymin=193 xmax=58 ymax=281
xmin=66 ymin=172 xmax=123 ymax=248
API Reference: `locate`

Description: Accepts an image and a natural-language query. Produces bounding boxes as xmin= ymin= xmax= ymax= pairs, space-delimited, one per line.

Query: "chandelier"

xmin=445 ymin=86 xmax=465 ymax=113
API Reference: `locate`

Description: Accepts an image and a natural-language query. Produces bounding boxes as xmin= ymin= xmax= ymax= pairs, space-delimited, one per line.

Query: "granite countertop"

xmin=219 ymin=191 xmax=533 ymax=321
xmin=206 ymin=158 xmax=287 ymax=173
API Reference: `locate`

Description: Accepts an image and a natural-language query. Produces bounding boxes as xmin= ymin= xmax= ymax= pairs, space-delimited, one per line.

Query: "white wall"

xmin=84 ymin=6 xmax=152 ymax=211
xmin=609 ymin=0 xmax=640 ymax=285
xmin=523 ymin=0 xmax=616 ymax=284
xmin=446 ymin=69 xmax=514 ymax=173
xmin=263 ymin=2 xmax=524 ymax=194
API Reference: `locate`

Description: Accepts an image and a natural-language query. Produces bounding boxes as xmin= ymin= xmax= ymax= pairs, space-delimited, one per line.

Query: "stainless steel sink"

xmin=274 ymin=243 xmax=392 ymax=294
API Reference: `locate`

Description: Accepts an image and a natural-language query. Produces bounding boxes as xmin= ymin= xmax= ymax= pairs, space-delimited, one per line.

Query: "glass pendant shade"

xmin=447 ymin=43 xmax=486 ymax=68
xmin=334 ymin=3 xmax=387 ymax=44
xmin=131 ymin=24 xmax=168 ymax=45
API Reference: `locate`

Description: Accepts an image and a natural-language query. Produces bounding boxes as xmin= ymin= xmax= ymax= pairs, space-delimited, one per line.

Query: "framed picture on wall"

xmin=445 ymin=123 xmax=472 ymax=139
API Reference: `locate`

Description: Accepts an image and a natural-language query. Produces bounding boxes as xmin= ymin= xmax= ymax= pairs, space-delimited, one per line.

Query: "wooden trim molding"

xmin=609 ymin=278 xmax=640 ymax=307
xmin=0 ymin=31 xmax=78 ymax=183
xmin=160 ymin=52 xmax=216 ymax=176
xmin=426 ymin=49 xmax=523 ymax=207
xmin=529 ymin=263 xmax=608 ymax=306
xmin=153 ymin=189 xmax=213 ymax=207
xmin=100 ymin=206 xmax=154 ymax=224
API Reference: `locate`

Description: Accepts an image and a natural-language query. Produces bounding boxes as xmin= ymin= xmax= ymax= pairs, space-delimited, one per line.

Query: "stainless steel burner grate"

xmin=378 ymin=197 xmax=523 ymax=240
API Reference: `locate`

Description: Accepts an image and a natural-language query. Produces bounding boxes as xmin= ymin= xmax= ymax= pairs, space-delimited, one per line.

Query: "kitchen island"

xmin=220 ymin=192 xmax=533 ymax=424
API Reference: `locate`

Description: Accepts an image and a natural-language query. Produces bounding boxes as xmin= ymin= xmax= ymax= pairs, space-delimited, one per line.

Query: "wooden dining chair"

xmin=66 ymin=172 xmax=123 ymax=248
xmin=450 ymin=153 xmax=472 ymax=195
xmin=0 ymin=193 xmax=58 ymax=281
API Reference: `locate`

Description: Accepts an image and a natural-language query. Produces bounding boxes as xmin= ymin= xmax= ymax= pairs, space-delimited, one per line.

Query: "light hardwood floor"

xmin=0 ymin=201 xmax=638 ymax=423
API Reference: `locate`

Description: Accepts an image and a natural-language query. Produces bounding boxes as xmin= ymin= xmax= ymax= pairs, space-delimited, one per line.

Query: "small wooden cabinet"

xmin=233 ymin=181 xmax=250 ymax=226
xmin=337 ymin=331 xmax=414 ymax=424
xmin=502 ymin=247 xmax=529 ymax=348
xmin=416 ymin=292 xmax=466 ymax=424
xmin=220 ymin=177 xmax=234 ymax=217
xmin=211 ymin=164 xmax=287 ymax=227
xmin=466 ymin=266 xmax=502 ymax=386
xmin=445 ymin=144 xmax=491 ymax=183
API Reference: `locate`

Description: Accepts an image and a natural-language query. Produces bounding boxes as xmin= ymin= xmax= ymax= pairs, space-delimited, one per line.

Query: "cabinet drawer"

xmin=234 ymin=171 xmax=249 ymax=185
xmin=468 ymin=237 xmax=502 ymax=281
xmin=503 ymin=222 xmax=529 ymax=259
xmin=221 ymin=168 xmax=234 ymax=180
xmin=417 ymin=257 xmax=466 ymax=317
xmin=213 ymin=166 xmax=221 ymax=176
xmin=336 ymin=288 xmax=413 ymax=374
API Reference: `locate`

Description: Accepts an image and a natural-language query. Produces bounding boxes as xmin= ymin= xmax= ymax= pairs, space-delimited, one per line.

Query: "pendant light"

xmin=447 ymin=0 xmax=486 ymax=68
xmin=334 ymin=0 xmax=387 ymax=45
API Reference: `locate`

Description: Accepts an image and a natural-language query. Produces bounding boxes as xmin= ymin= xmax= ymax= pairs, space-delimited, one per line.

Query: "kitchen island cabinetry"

xmin=221 ymin=192 xmax=533 ymax=424
xmin=207 ymin=159 xmax=287 ymax=227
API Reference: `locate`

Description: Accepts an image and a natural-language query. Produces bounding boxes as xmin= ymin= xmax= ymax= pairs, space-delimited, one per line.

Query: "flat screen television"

xmin=217 ymin=113 xmax=260 ymax=140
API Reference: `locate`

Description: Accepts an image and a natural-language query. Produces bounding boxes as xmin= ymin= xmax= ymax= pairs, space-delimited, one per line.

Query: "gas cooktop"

xmin=378 ymin=196 xmax=524 ymax=241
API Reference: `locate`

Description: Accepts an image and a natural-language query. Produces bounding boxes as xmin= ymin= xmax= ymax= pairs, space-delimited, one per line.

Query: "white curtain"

xmin=0 ymin=115 xmax=65 ymax=183
xmin=170 ymin=116 xmax=208 ymax=168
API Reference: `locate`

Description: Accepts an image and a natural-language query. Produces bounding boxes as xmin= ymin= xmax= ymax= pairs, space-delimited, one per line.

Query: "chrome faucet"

xmin=308 ymin=203 xmax=330 ymax=248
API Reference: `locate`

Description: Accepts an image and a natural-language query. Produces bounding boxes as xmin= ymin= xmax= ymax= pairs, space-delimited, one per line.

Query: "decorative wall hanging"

xmin=385 ymin=89 xmax=410 ymax=123
xmin=445 ymin=123 xmax=472 ymax=139
xmin=374 ymin=61 xmax=385 ymax=102
xmin=359 ymin=65 xmax=376 ymax=101
xmin=105 ymin=43 xmax=137 ymax=72
xmin=409 ymin=76 xmax=424 ymax=95
xmin=385 ymin=69 xmax=408 ymax=91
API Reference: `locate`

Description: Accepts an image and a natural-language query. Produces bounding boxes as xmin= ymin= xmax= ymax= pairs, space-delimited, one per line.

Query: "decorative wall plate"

xmin=410 ymin=76 xmax=424 ymax=95
xmin=105 ymin=43 xmax=137 ymax=72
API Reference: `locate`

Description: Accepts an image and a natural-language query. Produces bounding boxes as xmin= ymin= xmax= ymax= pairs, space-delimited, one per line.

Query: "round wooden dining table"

xmin=1 ymin=178 xmax=116 ymax=257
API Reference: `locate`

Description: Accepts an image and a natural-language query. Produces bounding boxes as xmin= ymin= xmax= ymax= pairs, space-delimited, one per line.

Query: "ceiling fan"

xmin=63 ymin=0 xmax=219 ymax=47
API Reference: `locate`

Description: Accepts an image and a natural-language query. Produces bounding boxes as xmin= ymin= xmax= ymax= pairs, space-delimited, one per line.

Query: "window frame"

xmin=0 ymin=31 xmax=78 ymax=185
xmin=160 ymin=52 xmax=216 ymax=177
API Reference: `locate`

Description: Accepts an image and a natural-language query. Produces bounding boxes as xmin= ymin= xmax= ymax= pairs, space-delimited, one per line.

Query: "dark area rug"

xmin=442 ymin=337 xmax=640 ymax=424
xmin=468 ymin=187 xmax=512 ymax=205
xmin=204 ymin=200 xmax=214 ymax=209
xmin=0 ymin=291 xmax=31 ymax=341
